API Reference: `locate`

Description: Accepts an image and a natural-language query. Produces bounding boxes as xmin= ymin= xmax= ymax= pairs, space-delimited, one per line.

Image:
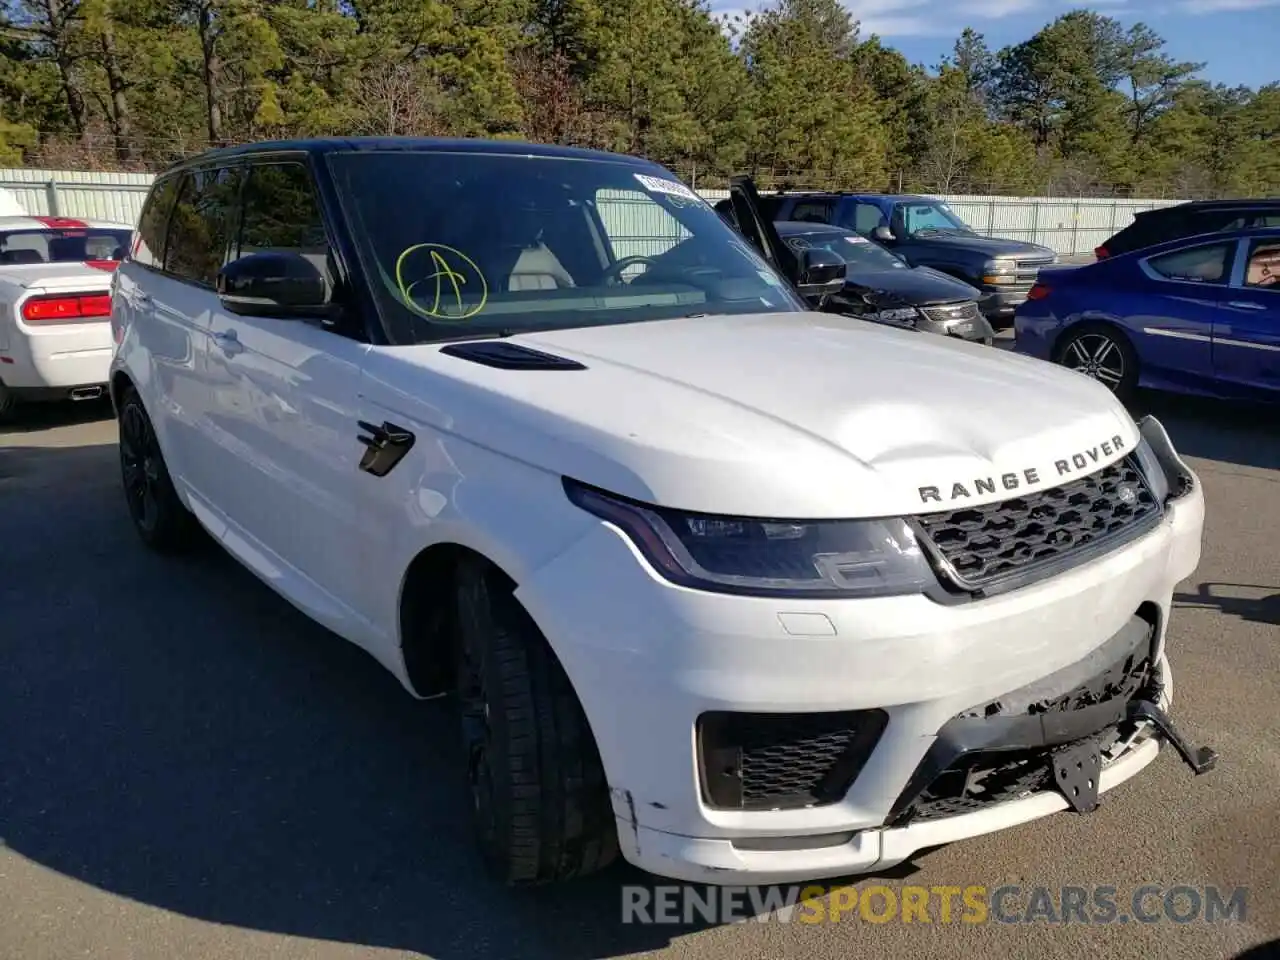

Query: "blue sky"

xmin=714 ymin=0 xmax=1279 ymax=89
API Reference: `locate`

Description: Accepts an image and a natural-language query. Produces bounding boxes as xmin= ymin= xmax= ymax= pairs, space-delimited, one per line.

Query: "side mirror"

xmin=216 ymin=251 xmax=330 ymax=318
xmin=872 ymin=225 xmax=896 ymax=243
xmin=796 ymin=247 xmax=846 ymax=300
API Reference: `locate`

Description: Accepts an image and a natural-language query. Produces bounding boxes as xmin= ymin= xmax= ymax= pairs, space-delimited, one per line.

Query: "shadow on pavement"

xmin=0 ymin=395 xmax=114 ymax=433
xmin=0 ymin=441 xmax=929 ymax=958
xmin=1174 ymin=582 xmax=1280 ymax=627
xmin=1233 ymin=939 xmax=1280 ymax=960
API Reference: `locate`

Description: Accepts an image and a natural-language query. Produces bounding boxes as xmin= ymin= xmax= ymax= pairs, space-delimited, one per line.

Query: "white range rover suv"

xmin=109 ymin=138 xmax=1215 ymax=888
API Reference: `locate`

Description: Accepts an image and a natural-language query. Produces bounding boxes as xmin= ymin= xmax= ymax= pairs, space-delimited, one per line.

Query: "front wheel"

xmin=453 ymin=557 xmax=618 ymax=886
xmin=117 ymin=388 xmax=198 ymax=552
xmin=1053 ymin=324 xmax=1139 ymax=401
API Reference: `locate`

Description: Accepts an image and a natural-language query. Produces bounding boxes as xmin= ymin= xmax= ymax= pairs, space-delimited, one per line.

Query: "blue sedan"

xmin=1014 ymin=227 xmax=1280 ymax=402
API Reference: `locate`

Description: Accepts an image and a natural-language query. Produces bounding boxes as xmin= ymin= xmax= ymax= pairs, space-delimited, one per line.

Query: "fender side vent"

xmin=438 ymin=342 xmax=586 ymax=370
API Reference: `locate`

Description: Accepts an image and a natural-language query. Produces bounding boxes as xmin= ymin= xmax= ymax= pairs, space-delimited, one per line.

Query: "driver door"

xmin=200 ymin=158 xmax=372 ymax=628
xmin=726 ymin=176 xmax=800 ymax=283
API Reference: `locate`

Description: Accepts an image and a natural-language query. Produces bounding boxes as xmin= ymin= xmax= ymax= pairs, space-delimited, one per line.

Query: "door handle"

xmin=1227 ymin=301 xmax=1266 ymax=311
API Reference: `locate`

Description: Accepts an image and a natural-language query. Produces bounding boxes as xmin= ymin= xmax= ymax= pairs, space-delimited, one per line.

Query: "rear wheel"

xmin=117 ymin=388 xmax=198 ymax=552
xmin=453 ymin=556 xmax=618 ymax=886
xmin=0 ymin=383 xmax=15 ymax=422
xmin=1053 ymin=324 xmax=1138 ymax=401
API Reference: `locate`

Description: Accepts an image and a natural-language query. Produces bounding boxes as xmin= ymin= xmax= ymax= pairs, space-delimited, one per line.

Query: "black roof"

xmin=158 ymin=136 xmax=667 ymax=175
xmin=757 ymin=190 xmax=936 ymax=202
xmin=774 ymin=220 xmax=854 ymax=235
xmin=1148 ymin=197 xmax=1280 ymax=213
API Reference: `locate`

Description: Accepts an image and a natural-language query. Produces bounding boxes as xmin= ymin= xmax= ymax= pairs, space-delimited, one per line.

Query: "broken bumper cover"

xmin=515 ymin=423 xmax=1209 ymax=886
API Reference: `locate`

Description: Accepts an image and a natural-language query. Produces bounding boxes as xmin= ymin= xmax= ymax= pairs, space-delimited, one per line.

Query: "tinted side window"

xmin=164 ymin=166 xmax=243 ymax=285
xmin=1145 ymin=241 xmax=1235 ymax=285
xmin=1189 ymin=210 xmax=1249 ymax=236
xmin=756 ymin=196 xmax=784 ymax=220
xmin=789 ymin=200 xmax=834 ymax=224
xmin=235 ymin=162 xmax=332 ymax=287
xmin=134 ymin=175 xmax=179 ymax=268
xmin=850 ymin=202 xmax=886 ymax=234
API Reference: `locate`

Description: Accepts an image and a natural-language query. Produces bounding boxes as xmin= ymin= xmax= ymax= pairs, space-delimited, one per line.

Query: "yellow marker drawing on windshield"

xmin=395 ymin=243 xmax=488 ymax=321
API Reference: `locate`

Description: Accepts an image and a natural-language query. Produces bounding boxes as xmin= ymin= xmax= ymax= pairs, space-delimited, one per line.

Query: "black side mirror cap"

xmin=796 ymin=247 xmax=846 ymax=300
xmin=216 ymin=251 xmax=331 ymax=318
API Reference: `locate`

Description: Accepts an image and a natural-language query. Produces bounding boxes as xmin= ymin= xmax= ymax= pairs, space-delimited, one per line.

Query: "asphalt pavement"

xmin=1 ymin=385 xmax=1277 ymax=960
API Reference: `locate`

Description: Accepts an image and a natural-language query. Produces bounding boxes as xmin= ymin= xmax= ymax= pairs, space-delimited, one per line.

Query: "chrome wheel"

xmin=1061 ymin=332 xmax=1126 ymax=391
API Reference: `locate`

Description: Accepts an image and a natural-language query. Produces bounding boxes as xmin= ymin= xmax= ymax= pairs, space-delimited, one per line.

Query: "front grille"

xmin=697 ymin=709 xmax=889 ymax=811
xmin=1014 ymin=257 xmax=1054 ymax=283
xmin=920 ymin=301 xmax=982 ymax=323
xmin=915 ymin=457 xmax=1161 ymax=593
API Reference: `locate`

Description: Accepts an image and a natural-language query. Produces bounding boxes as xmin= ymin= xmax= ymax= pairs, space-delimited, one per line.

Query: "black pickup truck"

xmin=714 ymin=189 xmax=1058 ymax=324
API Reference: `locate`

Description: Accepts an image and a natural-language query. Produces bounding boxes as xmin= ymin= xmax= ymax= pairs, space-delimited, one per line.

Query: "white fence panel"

xmin=0 ymin=168 xmax=155 ymax=226
xmin=0 ymin=168 xmax=1186 ymax=256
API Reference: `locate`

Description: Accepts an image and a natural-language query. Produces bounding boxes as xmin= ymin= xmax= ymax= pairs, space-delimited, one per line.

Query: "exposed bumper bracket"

xmin=1126 ymin=700 xmax=1218 ymax=775
xmin=1052 ymin=738 xmax=1103 ymax=812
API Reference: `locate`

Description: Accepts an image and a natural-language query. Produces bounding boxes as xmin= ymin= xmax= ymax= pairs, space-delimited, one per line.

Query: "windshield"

xmin=0 ymin=228 xmax=131 ymax=265
xmin=325 ymin=152 xmax=807 ymax=344
xmin=895 ymin=201 xmax=974 ymax=236
xmin=784 ymin=229 xmax=907 ymax=271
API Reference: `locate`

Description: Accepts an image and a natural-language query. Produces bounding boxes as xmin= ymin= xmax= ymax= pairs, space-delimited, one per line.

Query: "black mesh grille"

xmin=915 ymin=457 xmax=1160 ymax=591
xmin=698 ymin=710 xmax=888 ymax=811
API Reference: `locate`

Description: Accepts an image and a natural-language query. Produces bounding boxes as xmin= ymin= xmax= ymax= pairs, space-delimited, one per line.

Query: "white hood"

xmin=367 ymin=312 xmax=1139 ymax=519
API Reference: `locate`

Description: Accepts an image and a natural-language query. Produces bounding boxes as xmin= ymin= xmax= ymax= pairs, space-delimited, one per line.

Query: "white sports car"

xmin=0 ymin=214 xmax=134 ymax=417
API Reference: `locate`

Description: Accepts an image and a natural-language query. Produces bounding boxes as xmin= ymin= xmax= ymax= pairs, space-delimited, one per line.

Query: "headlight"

xmin=982 ymin=259 xmax=1017 ymax=285
xmin=871 ymin=306 xmax=919 ymax=325
xmin=563 ymin=479 xmax=933 ymax=598
xmin=1133 ymin=434 xmax=1170 ymax=504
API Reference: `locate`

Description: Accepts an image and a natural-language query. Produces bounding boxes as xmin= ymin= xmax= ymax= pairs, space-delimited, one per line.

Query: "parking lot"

xmin=1 ymin=383 xmax=1277 ymax=960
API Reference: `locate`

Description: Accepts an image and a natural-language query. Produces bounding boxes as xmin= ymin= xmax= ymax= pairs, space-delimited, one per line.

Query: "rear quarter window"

xmin=135 ymin=175 xmax=179 ymax=268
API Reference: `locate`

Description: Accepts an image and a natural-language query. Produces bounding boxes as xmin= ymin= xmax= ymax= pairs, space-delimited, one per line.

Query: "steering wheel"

xmin=601 ymin=255 xmax=657 ymax=285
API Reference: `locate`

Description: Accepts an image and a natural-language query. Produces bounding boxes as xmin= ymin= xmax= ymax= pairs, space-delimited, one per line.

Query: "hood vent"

xmin=438 ymin=341 xmax=586 ymax=371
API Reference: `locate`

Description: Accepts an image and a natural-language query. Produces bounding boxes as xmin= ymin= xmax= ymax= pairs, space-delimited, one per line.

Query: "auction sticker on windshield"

xmin=634 ymin=173 xmax=703 ymax=203
xmin=844 ymin=236 xmax=870 ymax=245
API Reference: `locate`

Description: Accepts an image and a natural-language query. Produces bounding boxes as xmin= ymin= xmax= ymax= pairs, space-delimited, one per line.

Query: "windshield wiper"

xmin=428 ymin=328 xmax=518 ymax=344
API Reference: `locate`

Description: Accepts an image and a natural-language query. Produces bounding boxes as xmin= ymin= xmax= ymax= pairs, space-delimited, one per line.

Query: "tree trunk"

xmin=99 ymin=27 xmax=135 ymax=164
xmin=198 ymin=2 xmax=223 ymax=144
xmin=42 ymin=0 xmax=87 ymax=134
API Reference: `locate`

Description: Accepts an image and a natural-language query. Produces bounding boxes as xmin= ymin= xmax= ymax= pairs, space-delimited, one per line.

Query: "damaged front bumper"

xmin=519 ymin=416 xmax=1212 ymax=886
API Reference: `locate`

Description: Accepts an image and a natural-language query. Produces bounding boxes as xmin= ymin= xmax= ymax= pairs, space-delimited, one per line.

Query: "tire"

xmin=453 ymin=556 xmax=618 ymax=886
xmin=1053 ymin=323 xmax=1139 ymax=401
xmin=117 ymin=387 xmax=199 ymax=552
xmin=0 ymin=383 xmax=16 ymax=423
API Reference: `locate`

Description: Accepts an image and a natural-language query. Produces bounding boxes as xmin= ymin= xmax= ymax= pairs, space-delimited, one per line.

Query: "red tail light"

xmin=1094 ymin=245 xmax=1109 ymax=259
xmin=86 ymin=259 xmax=121 ymax=271
xmin=21 ymin=292 xmax=113 ymax=323
xmin=1026 ymin=283 xmax=1051 ymax=301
